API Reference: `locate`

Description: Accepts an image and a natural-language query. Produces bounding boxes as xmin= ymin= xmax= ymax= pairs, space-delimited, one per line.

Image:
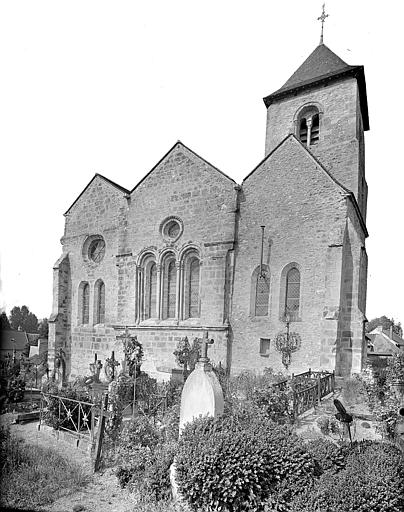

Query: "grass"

xmin=0 ymin=426 xmax=89 ymax=510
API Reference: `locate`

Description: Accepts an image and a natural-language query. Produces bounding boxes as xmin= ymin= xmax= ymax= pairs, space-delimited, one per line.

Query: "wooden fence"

xmin=291 ymin=370 xmax=335 ymax=418
xmin=270 ymin=369 xmax=335 ymax=419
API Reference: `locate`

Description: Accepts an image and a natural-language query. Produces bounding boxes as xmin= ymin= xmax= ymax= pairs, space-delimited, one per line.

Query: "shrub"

xmin=161 ymin=403 xmax=180 ymax=442
xmin=42 ymin=382 xmax=92 ymax=430
xmin=164 ymin=379 xmax=183 ymax=408
xmin=7 ymin=376 xmax=25 ymax=402
xmin=175 ymin=410 xmax=318 ymax=512
xmin=316 ymin=415 xmax=344 ymax=440
xmin=342 ymin=375 xmax=366 ymax=404
xmin=290 ymin=441 xmax=404 ymax=512
xmin=118 ymin=415 xmax=161 ymax=452
xmin=304 ymin=438 xmax=346 ymax=474
xmin=116 ymin=441 xmax=176 ymax=501
xmin=252 ymin=387 xmax=292 ymax=424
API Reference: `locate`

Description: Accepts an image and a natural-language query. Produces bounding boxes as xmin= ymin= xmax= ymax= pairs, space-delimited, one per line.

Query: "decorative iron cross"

xmin=199 ymin=331 xmax=214 ymax=362
xmin=318 ymin=3 xmax=329 ymax=44
xmin=116 ymin=325 xmax=131 ymax=342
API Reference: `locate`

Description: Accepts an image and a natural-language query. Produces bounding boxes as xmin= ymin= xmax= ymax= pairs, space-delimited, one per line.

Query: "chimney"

xmin=390 ymin=325 xmax=394 ymax=339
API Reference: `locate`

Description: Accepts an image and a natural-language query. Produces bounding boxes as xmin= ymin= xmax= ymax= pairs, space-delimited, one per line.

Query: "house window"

xmin=297 ymin=106 xmax=320 ymax=146
xmin=95 ymin=280 xmax=105 ymax=324
xmin=82 ymin=282 xmax=90 ymax=324
xmin=184 ymin=255 xmax=200 ymax=319
xmin=285 ymin=268 xmax=300 ymax=320
xmin=250 ymin=265 xmax=270 ymax=317
xmin=163 ymin=257 xmax=177 ymax=319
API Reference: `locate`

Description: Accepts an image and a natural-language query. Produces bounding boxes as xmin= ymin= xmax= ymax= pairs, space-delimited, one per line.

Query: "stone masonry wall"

xmin=231 ymin=136 xmax=348 ymax=375
xmin=61 ymin=176 xmax=128 ymax=377
xmin=62 ymin=145 xmax=237 ymax=379
xmin=264 ymin=77 xmax=365 ymax=217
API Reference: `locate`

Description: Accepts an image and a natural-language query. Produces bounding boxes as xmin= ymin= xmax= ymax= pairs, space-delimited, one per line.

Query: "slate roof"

xmin=263 ymin=44 xmax=369 ymax=130
xmin=0 ymin=330 xmax=29 ymax=351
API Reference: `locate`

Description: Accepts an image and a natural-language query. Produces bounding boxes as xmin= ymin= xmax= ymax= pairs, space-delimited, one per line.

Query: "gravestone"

xmin=171 ymin=332 xmax=224 ymax=503
xmin=179 ymin=332 xmax=224 ymax=431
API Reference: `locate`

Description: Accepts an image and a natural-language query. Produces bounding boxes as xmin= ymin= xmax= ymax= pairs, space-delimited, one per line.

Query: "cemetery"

xmin=1 ymin=330 xmax=404 ymax=512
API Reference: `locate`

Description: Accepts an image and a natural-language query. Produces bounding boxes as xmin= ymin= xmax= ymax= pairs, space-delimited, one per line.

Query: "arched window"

xmin=184 ymin=255 xmax=200 ymax=319
xmin=95 ymin=280 xmax=105 ymax=324
xmin=163 ymin=256 xmax=177 ymax=319
xmin=285 ymin=268 xmax=300 ymax=321
xmin=299 ymin=118 xmax=308 ymax=144
xmin=297 ymin=106 xmax=320 ymax=146
xmin=82 ymin=282 xmax=90 ymax=324
xmin=250 ymin=265 xmax=270 ymax=317
xmin=144 ymin=262 xmax=157 ymax=319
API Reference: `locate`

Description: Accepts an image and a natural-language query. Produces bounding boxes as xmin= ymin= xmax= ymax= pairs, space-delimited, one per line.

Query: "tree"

xmin=0 ymin=311 xmax=11 ymax=330
xmin=38 ymin=318 xmax=49 ymax=338
xmin=366 ymin=315 xmax=403 ymax=337
xmin=9 ymin=305 xmax=39 ymax=333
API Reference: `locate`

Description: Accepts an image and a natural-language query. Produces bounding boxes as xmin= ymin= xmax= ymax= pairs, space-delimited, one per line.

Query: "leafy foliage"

xmin=175 ymin=410 xmax=318 ymax=512
xmin=366 ymin=315 xmax=402 ymax=337
xmin=304 ymin=438 xmax=346 ymax=474
xmin=359 ymin=360 xmax=403 ymax=440
xmin=9 ymin=305 xmax=39 ymax=333
xmin=115 ymin=416 xmax=176 ymax=502
xmin=7 ymin=375 xmax=26 ymax=402
xmin=252 ymin=386 xmax=292 ymax=424
xmin=290 ymin=441 xmax=404 ymax=512
xmin=38 ymin=317 xmax=49 ymax=337
xmin=0 ymin=311 xmax=11 ymax=330
xmin=42 ymin=382 xmax=92 ymax=430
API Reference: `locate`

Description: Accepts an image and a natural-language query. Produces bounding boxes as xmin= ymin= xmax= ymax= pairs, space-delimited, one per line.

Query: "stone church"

xmin=49 ymin=41 xmax=369 ymax=381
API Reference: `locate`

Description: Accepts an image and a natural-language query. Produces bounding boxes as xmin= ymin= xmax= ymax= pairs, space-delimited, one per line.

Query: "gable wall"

xmin=60 ymin=178 xmax=128 ymax=378
xmin=231 ymin=138 xmax=348 ymax=374
xmin=108 ymin=146 xmax=237 ymax=377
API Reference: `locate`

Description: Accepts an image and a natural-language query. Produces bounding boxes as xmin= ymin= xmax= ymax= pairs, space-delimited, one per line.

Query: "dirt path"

xmin=1 ymin=414 xmax=139 ymax=512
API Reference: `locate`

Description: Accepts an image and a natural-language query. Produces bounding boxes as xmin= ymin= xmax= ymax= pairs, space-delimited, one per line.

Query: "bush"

xmin=290 ymin=441 xmax=404 ymax=512
xmin=252 ymin=387 xmax=292 ymax=424
xmin=115 ymin=415 xmax=176 ymax=501
xmin=175 ymin=409 xmax=318 ymax=512
xmin=304 ymin=438 xmax=346 ymax=474
xmin=7 ymin=376 xmax=25 ymax=402
xmin=118 ymin=415 xmax=161 ymax=452
xmin=161 ymin=403 xmax=180 ymax=442
xmin=342 ymin=375 xmax=366 ymax=404
xmin=43 ymin=382 xmax=92 ymax=430
xmin=316 ymin=415 xmax=345 ymax=440
xmin=116 ymin=441 xmax=176 ymax=501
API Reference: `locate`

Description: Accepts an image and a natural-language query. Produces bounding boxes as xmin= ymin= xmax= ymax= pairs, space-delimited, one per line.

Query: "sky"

xmin=0 ymin=0 xmax=403 ymax=324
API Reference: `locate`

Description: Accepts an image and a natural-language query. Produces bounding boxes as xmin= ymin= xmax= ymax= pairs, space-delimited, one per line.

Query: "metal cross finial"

xmin=318 ymin=3 xmax=329 ymax=44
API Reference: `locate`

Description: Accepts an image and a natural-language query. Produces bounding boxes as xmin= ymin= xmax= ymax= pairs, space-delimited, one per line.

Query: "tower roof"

xmin=263 ymin=43 xmax=369 ymax=130
xmin=280 ymin=43 xmax=352 ymax=90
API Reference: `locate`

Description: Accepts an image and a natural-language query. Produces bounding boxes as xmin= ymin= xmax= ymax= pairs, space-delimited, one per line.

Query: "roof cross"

xmin=317 ymin=3 xmax=329 ymax=45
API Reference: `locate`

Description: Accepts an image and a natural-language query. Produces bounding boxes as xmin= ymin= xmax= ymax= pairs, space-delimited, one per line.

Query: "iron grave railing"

xmin=39 ymin=393 xmax=99 ymax=444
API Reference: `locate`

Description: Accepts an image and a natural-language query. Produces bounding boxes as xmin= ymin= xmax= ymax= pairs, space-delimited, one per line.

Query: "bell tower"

xmin=263 ymin=35 xmax=369 ymax=220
